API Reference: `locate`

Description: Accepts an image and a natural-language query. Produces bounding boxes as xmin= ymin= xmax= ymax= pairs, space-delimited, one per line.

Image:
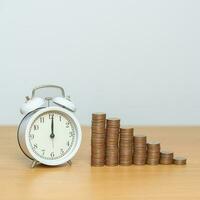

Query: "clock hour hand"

xmin=51 ymin=138 xmax=54 ymax=149
xmin=50 ymin=115 xmax=55 ymax=139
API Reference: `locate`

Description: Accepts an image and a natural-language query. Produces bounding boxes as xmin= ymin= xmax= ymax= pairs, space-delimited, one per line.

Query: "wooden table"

xmin=0 ymin=126 xmax=199 ymax=200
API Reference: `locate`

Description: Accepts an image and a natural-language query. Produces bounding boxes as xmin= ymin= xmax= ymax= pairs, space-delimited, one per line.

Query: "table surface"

xmin=0 ymin=126 xmax=200 ymax=200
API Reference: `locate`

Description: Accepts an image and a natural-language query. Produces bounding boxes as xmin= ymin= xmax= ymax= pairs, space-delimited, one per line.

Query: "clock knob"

xmin=20 ymin=97 xmax=45 ymax=115
xmin=53 ymin=97 xmax=76 ymax=112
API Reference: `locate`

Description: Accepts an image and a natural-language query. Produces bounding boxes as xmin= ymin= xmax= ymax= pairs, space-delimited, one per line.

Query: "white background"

xmin=0 ymin=0 xmax=200 ymax=125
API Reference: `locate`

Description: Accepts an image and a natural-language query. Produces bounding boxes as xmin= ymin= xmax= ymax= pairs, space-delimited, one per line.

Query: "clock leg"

xmin=31 ymin=160 xmax=40 ymax=168
xmin=67 ymin=160 xmax=72 ymax=166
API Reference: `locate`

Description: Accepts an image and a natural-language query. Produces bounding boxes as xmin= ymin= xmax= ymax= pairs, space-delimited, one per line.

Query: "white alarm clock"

xmin=17 ymin=85 xmax=82 ymax=167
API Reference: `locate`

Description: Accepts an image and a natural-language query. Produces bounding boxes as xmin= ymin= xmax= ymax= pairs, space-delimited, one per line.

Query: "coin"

xmin=106 ymin=118 xmax=120 ymax=127
xmin=120 ymin=126 xmax=134 ymax=133
xmin=133 ymin=135 xmax=147 ymax=165
xmin=91 ymin=113 xmax=106 ymax=167
xmin=159 ymin=150 xmax=174 ymax=165
xmin=105 ymin=118 xmax=120 ymax=166
xmin=134 ymin=135 xmax=147 ymax=142
xmin=92 ymin=112 xmax=106 ymax=120
xmin=146 ymin=141 xmax=160 ymax=165
xmin=133 ymin=159 xmax=146 ymax=165
xmin=91 ymin=126 xmax=105 ymax=132
xmin=146 ymin=159 xmax=160 ymax=165
xmin=119 ymin=127 xmax=133 ymax=166
xmin=173 ymin=156 xmax=187 ymax=165
xmin=147 ymin=141 xmax=160 ymax=151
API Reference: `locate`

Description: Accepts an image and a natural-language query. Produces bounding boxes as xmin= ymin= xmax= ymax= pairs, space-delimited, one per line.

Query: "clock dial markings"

xmin=66 ymin=122 xmax=70 ymax=128
xmin=50 ymin=152 xmax=55 ymax=158
xmin=29 ymin=134 xmax=34 ymax=139
xmin=60 ymin=148 xmax=65 ymax=155
xmin=69 ymin=131 xmax=75 ymax=137
xmin=34 ymin=125 xmax=39 ymax=131
xmin=29 ymin=111 xmax=76 ymax=160
xmin=41 ymin=149 xmax=45 ymax=155
xmin=49 ymin=113 xmax=54 ymax=119
xmin=40 ymin=117 xmax=44 ymax=123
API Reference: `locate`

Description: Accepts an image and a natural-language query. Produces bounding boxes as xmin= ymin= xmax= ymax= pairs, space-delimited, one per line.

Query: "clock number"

xmin=42 ymin=149 xmax=45 ymax=155
xmin=29 ymin=134 xmax=34 ymax=139
xmin=59 ymin=116 xmax=62 ymax=122
xmin=34 ymin=125 xmax=39 ymax=131
xmin=50 ymin=152 xmax=54 ymax=158
xmin=67 ymin=141 xmax=70 ymax=146
xmin=69 ymin=131 xmax=74 ymax=137
xmin=60 ymin=148 xmax=65 ymax=155
xmin=40 ymin=117 xmax=44 ymax=123
xmin=33 ymin=144 xmax=38 ymax=149
xmin=49 ymin=114 xmax=54 ymax=119
xmin=66 ymin=122 xmax=70 ymax=128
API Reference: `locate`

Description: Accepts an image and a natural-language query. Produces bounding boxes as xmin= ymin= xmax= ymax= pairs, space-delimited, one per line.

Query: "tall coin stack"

xmin=160 ymin=151 xmax=174 ymax=165
xmin=119 ymin=127 xmax=134 ymax=166
xmin=133 ymin=135 xmax=147 ymax=165
xmin=147 ymin=141 xmax=160 ymax=165
xmin=91 ymin=113 xmax=106 ymax=167
xmin=105 ymin=118 xmax=120 ymax=166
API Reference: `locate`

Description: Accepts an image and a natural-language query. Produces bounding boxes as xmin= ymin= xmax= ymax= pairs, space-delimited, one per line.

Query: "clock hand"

xmin=50 ymin=115 xmax=55 ymax=139
xmin=51 ymin=138 xmax=54 ymax=149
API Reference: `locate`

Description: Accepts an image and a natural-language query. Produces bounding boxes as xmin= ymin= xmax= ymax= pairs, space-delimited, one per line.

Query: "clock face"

xmin=28 ymin=111 xmax=77 ymax=160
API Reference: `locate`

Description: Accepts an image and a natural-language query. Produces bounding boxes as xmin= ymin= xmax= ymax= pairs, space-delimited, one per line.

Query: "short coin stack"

xmin=105 ymin=118 xmax=120 ymax=166
xmin=160 ymin=151 xmax=174 ymax=165
xmin=147 ymin=141 xmax=160 ymax=165
xmin=119 ymin=127 xmax=134 ymax=166
xmin=133 ymin=135 xmax=147 ymax=165
xmin=173 ymin=156 xmax=187 ymax=165
xmin=91 ymin=113 xmax=106 ymax=166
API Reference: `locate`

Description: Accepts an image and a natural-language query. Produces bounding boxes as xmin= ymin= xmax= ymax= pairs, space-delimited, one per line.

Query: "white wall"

xmin=0 ymin=0 xmax=200 ymax=125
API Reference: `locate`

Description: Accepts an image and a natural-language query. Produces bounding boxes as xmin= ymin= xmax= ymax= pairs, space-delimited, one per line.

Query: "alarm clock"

xmin=17 ymin=85 xmax=82 ymax=167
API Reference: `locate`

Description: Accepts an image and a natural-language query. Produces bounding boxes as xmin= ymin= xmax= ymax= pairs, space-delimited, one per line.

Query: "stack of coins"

xmin=133 ymin=135 xmax=147 ymax=165
xmin=147 ymin=141 xmax=160 ymax=165
xmin=119 ymin=127 xmax=134 ymax=166
xmin=91 ymin=113 xmax=106 ymax=166
xmin=160 ymin=151 xmax=174 ymax=165
xmin=105 ymin=118 xmax=120 ymax=166
xmin=173 ymin=156 xmax=187 ymax=165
